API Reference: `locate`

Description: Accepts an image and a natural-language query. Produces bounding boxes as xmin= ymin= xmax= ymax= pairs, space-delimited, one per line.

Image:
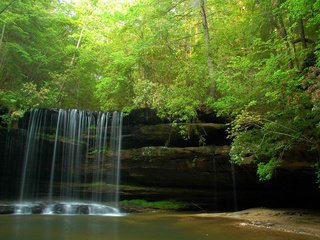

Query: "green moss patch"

xmin=120 ymin=199 xmax=188 ymax=210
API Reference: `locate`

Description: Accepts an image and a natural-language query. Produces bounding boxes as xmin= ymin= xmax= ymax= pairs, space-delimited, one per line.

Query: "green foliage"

xmin=156 ymin=84 xmax=200 ymax=123
xmin=132 ymin=79 xmax=158 ymax=109
xmin=120 ymin=199 xmax=188 ymax=210
xmin=0 ymin=82 xmax=59 ymax=125
xmin=19 ymin=82 xmax=59 ymax=109
xmin=283 ymin=0 xmax=313 ymax=19
xmin=229 ymin=130 xmax=262 ymax=164
xmin=257 ymin=158 xmax=280 ymax=181
xmin=88 ymin=147 xmax=110 ymax=155
xmin=208 ymin=0 xmax=320 ymax=180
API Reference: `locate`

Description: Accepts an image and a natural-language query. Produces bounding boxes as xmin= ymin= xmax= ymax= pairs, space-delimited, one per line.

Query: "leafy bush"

xmin=0 ymin=82 xmax=59 ymax=126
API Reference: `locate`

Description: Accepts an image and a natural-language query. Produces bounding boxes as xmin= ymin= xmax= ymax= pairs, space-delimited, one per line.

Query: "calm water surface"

xmin=0 ymin=213 xmax=316 ymax=240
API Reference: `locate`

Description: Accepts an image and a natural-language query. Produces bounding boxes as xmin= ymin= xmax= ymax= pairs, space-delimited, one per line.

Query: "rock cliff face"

xmin=118 ymin=109 xmax=320 ymax=210
xmin=0 ymin=108 xmax=319 ymax=211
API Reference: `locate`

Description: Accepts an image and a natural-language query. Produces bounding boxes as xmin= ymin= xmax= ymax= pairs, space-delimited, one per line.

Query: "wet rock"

xmin=31 ymin=204 xmax=45 ymax=214
xmin=0 ymin=205 xmax=14 ymax=214
xmin=53 ymin=204 xmax=65 ymax=214
xmin=77 ymin=205 xmax=89 ymax=214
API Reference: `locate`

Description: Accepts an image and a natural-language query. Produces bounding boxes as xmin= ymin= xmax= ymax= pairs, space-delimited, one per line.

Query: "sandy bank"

xmin=196 ymin=208 xmax=320 ymax=238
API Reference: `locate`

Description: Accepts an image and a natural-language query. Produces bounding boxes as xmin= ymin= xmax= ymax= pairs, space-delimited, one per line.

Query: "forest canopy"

xmin=0 ymin=0 xmax=320 ymax=181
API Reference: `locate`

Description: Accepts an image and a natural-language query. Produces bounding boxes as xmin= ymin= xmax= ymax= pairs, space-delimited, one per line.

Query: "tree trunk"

xmin=298 ymin=18 xmax=307 ymax=49
xmin=272 ymin=0 xmax=295 ymax=69
xmin=200 ymin=0 xmax=216 ymax=97
xmin=0 ymin=23 xmax=5 ymax=48
xmin=0 ymin=23 xmax=6 ymax=81
xmin=70 ymin=22 xmax=86 ymax=66
xmin=276 ymin=15 xmax=295 ymax=68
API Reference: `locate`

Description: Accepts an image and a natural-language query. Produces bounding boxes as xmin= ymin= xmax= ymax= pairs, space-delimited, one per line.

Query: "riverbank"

xmin=197 ymin=208 xmax=320 ymax=238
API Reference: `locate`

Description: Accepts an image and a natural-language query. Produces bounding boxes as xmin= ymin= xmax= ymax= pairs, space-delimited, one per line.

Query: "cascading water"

xmin=19 ymin=109 xmax=48 ymax=202
xmin=110 ymin=112 xmax=123 ymax=209
xmin=11 ymin=109 xmax=123 ymax=216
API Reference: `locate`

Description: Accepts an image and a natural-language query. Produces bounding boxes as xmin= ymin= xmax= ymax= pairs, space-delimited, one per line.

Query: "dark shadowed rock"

xmin=53 ymin=204 xmax=65 ymax=214
xmin=0 ymin=205 xmax=14 ymax=214
xmin=122 ymin=123 xmax=230 ymax=149
xmin=77 ymin=205 xmax=89 ymax=214
xmin=31 ymin=204 xmax=45 ymax=214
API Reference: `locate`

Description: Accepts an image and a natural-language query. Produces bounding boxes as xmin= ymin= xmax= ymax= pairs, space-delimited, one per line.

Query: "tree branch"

xmin=292 ymin=38 xmax=315 ymax=45
xmin=70 ymin=22 xmax=87 ymax=66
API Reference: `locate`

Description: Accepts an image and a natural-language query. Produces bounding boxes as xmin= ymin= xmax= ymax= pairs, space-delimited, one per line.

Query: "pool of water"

xmin=0 ymin=213 xmax=316 ymax=240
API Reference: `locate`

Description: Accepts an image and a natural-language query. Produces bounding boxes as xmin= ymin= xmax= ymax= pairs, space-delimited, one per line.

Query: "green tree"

xmin=210 ymin=0 xmax=320 ymax=180
xmin=0 ymin=0 xmax=71 ymax=121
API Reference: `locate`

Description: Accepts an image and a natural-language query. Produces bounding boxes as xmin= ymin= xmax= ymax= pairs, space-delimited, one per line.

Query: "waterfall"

xmin=48 ymin=109 xmax=63 ymax=202
xmin=14 ymin=109 xmax=123 ymax=215
xmin=110 ymin=112 xmax=123 ymax=209
xmin=19 ymin=109 xmax=48 ymax=201
xmin=91 ymin=112 xmax=109 ymax=203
